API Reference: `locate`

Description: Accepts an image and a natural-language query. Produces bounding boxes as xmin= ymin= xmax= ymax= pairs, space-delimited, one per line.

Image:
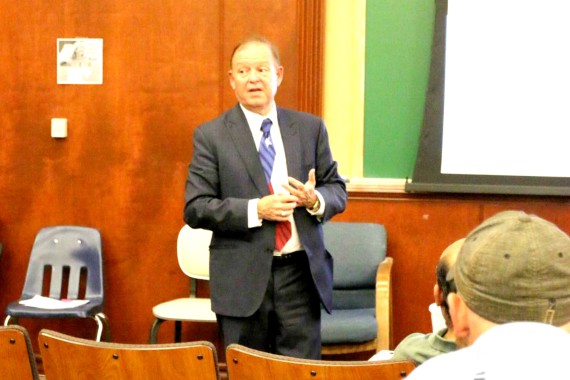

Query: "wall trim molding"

xmin=296 ymin=0 xmax=325 ymax=116
xmin=346 ymin=178 xmax=407 ymax=194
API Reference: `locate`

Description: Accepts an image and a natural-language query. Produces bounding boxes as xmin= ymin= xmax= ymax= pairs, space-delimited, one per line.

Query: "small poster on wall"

xmin=57 ymin=38 xmax=103 ymax=85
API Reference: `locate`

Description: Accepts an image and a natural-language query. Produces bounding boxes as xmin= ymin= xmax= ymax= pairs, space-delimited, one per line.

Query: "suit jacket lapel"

xmin=278 ymin=108 xmax=302 ymax=182
xmin=225 ymin=105 xmax=269 ymax=195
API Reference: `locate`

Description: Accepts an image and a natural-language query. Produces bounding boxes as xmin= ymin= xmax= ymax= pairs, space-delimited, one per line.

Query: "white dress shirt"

xmin=241 ymin=103 xmax=319 ymax=254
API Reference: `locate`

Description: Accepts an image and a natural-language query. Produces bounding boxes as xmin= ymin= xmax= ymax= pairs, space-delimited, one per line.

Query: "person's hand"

xmin=257 ymin=193 xmax=297 ymax=221
xmin=283 ymin=169 xmax=319 ymax=209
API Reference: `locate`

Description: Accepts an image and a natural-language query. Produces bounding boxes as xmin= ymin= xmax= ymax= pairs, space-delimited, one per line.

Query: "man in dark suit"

xmin=183 ymin=35 xmax=347 ymax=359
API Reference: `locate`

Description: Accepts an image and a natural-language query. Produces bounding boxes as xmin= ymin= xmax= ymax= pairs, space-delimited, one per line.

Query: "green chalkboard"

xmin=364 ymin=0 xmax=435 ymax=178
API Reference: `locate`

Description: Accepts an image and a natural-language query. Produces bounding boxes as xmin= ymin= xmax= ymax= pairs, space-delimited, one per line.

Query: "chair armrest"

xmin=375 ymin=257 xmax=393 ymax=352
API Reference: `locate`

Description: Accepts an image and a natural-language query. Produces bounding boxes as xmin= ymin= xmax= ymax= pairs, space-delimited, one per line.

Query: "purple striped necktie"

xmin=259 ymin=118 xmax=291 ymax=251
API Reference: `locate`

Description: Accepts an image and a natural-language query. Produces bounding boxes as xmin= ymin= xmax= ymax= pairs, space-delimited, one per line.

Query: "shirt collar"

xmin=239 ymin=103 xmax=278 ymax=131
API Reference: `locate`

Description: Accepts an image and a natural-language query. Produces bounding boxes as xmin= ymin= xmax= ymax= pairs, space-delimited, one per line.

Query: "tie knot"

xmin=261 ymin=118 xmax=272 ymax=136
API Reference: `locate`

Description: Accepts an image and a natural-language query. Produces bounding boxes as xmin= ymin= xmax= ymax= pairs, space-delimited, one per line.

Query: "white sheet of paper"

xmin=19 ymin=295 xmax=90 ymax=309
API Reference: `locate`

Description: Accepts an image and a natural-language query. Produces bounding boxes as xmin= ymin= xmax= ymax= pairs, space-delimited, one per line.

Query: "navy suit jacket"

xmin=184 ymin=104 xmax=347 ymax=317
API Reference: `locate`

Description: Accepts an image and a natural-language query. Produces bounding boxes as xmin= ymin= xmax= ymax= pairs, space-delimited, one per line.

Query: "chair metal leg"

xmin=3 ymin=315 xmax=17 ymax=326
xmin=174 ymin=320 xmax=182 ymax=343
xmin=93 ymin=312 xmax=111 ymax=342
xmin=149 ymin=318 xmax=165 ymax=344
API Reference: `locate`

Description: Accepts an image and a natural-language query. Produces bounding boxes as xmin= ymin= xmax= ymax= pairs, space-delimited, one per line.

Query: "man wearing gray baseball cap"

xmin=408 ymin=210 xmax=570 ymax=379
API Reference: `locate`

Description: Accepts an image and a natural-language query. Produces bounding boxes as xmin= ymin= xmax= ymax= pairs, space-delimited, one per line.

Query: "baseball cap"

xmin=448 ymin=210 xmax=570 ymax=326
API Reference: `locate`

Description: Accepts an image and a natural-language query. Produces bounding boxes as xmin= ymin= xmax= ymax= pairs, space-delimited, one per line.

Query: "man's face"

xmin=229 ymin=42 xmax=283 ymax=116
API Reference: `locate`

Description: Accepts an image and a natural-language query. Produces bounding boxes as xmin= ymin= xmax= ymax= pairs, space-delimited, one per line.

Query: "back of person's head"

xmin=449 ymin=210 xmax=570 ymax=327
xmin=435 ymin=238 xmax=463 ymax=327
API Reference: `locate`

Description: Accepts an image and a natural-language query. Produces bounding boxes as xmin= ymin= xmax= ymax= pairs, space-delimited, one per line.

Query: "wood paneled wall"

xmin=0 ymin=0 xmax=323 ymax=351
xmin=1 ymin=0 xmax=569 ymax=359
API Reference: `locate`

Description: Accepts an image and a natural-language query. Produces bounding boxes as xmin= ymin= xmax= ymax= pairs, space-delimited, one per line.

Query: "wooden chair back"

xmin=0 ymin=325 xmax=40 ymax=380
xmin=39 ymin=329 xmax=219 ymax=380
xmin=226 ymin=344 xmax=415 ymax=380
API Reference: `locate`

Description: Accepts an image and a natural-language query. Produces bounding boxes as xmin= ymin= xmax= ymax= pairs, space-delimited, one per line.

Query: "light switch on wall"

xmin=51 ymin=118 xmax=68 ymax=138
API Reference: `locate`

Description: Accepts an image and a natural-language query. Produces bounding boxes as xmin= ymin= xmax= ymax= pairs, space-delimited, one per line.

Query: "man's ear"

xmin=434 ymin=284 xmax=444 ymax=306
xmin=276 ymin=65 xmax=284 ymax=86
xmin=448 ymin=293 xmax=470 ymax=340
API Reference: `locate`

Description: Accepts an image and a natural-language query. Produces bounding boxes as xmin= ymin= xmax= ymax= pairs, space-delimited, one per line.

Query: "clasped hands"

xmin=258 ymin=169 xmax=318 ymax=221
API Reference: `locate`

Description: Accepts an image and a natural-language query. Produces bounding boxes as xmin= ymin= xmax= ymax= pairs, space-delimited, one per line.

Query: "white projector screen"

xmin=442 ymin=0 xmax=570 ymax=178
xmin=406 ymin=0 xmax=570 ymax=196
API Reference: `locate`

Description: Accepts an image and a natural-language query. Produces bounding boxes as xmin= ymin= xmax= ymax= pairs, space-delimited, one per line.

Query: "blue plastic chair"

xmin=4 ymin=226 xmax=110 ymax=341
xmin=321 ymin=222 xmax=393 ymax=355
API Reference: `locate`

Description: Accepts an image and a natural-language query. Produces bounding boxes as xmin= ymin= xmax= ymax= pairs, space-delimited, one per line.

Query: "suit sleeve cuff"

xmin=307 ymin=190 xmax=325 ymax=216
